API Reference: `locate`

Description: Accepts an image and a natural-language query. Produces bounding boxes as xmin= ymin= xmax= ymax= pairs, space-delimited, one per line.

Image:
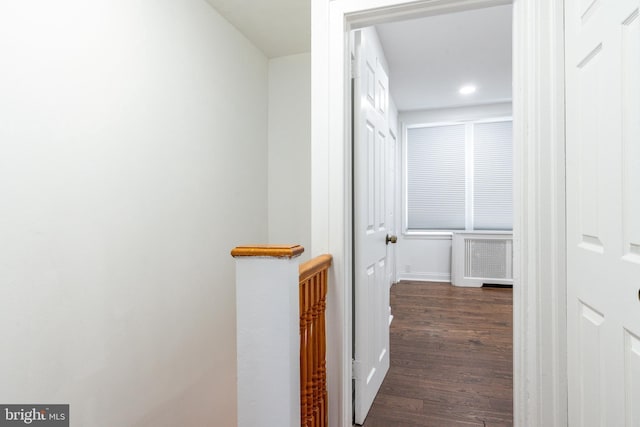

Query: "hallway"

xmin=362 ymin=282 xmax=513 ymax=427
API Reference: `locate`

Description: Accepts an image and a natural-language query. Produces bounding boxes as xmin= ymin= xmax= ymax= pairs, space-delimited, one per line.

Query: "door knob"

xmin=386 ymin=234 xmax=397 ymax=245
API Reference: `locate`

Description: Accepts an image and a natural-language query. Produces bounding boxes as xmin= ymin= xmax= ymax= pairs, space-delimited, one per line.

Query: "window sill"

xmin=402 ymin=229 xmax=513 ymax=240
xmin=402 ymin=230 xmax=454 ymax=240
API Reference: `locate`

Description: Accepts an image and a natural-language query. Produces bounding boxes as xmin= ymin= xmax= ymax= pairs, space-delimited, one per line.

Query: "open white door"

xmin=387 ymin=110 xmax=398 ymax=301
xmin=352 ymin=28 xmax=393 ymax=425
xmin=565 ymin=1 xmax=640 ymax=425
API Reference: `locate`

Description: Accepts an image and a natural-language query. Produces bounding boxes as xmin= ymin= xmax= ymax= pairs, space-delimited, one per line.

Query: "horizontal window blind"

xmin=473 ymin=121 xmax=513 ymax=230
xmin=406 ymin=119 xmax=513 ymax=232
xmin=407 ymin=125 xmax=466 ymax=230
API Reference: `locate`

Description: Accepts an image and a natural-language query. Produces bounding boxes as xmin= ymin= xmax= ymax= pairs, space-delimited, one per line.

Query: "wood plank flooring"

xmin=361 ymin=281 xmax=513 ymax=427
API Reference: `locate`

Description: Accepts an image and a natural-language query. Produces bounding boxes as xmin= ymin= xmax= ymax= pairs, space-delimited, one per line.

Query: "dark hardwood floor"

xmin=361 ymin=281 xmax=513 ymax=427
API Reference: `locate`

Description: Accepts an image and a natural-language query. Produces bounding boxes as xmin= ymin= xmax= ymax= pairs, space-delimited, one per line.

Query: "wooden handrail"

xmin=299 ymin=254 xmax=333 ymax=282
xmin=231 ymin=244 xmax=305 ymax=258
xmin=299 ymin=254 xmax=331 ymax=427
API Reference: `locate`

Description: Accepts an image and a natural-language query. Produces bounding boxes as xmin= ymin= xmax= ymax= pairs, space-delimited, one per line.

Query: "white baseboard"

xmin=397 ymin=272 xmax=451 ymax=283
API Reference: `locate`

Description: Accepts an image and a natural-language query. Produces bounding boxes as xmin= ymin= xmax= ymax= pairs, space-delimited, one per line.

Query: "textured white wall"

xmin=397 ymin=102 xmax=512 ymax=282
xmin=268 ymin=53 xmax=311 ymax=260
xmin=0 ymin=1 xmax=268 ymax=425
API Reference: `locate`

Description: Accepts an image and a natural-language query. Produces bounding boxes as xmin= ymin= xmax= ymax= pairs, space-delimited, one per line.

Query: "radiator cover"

xmin=451 ymin=232 xmax=513 ymax=287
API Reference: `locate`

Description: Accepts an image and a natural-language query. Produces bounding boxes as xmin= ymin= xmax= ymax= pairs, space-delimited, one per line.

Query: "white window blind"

xmin=406 ymin=125 xmax=466 ymax=230
xmin=406 ymin=119 xmax=513 ymax=231
xmin=473 ymin=121 xmax=513 ymax=230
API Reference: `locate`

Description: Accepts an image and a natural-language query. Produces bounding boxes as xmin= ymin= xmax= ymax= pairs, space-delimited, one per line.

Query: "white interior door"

xmin=353 ymin=28 xmax=391 ymax=425
xmin=387 ymin=125 xmax=398 ymax=299
xmin=565 ymin=1 xmax=640 ymax=425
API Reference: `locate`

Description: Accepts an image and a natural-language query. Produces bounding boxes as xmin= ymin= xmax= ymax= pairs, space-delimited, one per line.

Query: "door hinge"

xmin=352 ymin=359 xmax=362 ymax=380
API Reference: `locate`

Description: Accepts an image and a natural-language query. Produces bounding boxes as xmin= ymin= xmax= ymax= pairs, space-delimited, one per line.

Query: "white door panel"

xmin=625 ymin=329 xmax=640 ymax=426
xmin=386 ymin=131 xmax=397 ymax=292
xmin=622 ymin=9 xmax=640 ymax=262
xmin=566 ymin=1 xmax=640 ymax=425
xmin=353 ymin=28 xmax=391 ymax=426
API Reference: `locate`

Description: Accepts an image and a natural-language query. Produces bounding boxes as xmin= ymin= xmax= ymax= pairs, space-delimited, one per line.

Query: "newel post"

xmin=231 ymin=244 xmax=303 ymax=427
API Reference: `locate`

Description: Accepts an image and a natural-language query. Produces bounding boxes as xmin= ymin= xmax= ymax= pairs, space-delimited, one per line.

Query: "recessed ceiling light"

xmin=459 ymin=85 xmax=477 ymax=95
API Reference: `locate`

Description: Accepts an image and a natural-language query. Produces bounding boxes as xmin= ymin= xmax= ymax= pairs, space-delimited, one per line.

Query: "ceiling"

xmin=204 ymin=2 xmax=511 ymax=111
xmin=204 ymin=0 xmax=310 ymax=58
xmin=375 ymin=5 xmax=512 ymax=111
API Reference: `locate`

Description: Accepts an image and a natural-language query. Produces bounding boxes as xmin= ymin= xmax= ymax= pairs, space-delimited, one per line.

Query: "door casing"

xmin=310 ymin=1 xmax=567 ymax=425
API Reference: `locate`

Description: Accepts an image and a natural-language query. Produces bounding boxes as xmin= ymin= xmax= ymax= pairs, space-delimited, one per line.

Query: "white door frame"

xmin=311 ymin=1 xmax=567 ymax=425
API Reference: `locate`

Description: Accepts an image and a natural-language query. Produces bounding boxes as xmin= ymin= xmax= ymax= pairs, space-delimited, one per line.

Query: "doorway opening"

xmin=313 ymin=0 xmax=566 ymax=425
xmin=350 ymin=4 xmax=514 ymax=426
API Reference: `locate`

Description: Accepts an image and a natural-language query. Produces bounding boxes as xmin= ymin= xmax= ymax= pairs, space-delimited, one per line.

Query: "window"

xmin=406 ymin=124 xmax=466 ymax=230
xmin=406 ymin=119 xmax=513 ymax=231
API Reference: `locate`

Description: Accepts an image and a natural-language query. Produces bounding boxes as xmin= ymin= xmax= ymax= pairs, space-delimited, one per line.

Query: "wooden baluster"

xmin=307 ymin=278 xmax=313 ymax=427
xmin=299 ymin=254 xmax=331 ymax=427
xmin=318 ymin=274 xmax=324 ymax=426
xmin=311 ymin=276 xmax=318 ymax=427
xmin=307 ymin=279 xmax=314 ymax=427
xmin=319 ymin=270 xmax=328 ymax=426
xmin=311 ymin=275 xmax=319 ymax=427
xmin=317 ymin=272 xmax=323 ymax=426
xmin=304 ymin=280 xmax=313 ymax=427
xmin=300 ymin=280 xmax=307 ymax=426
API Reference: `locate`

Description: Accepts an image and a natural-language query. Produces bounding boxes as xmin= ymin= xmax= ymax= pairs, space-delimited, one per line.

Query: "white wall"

xmin=400 ymin=101 xmax=513 ymax=125
xmin=397 ymin=102 xmax=512 ymax=282
xmin=0 ymin=1 xmax=268 ymax=426
xmin=268 ymin=53 xmax=312 ymax=261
